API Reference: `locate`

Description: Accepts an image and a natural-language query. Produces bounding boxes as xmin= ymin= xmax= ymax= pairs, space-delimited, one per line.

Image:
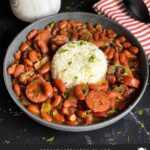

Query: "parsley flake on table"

xmin=46 ymin=137 xmax=55 ymax=142
xmin=137 ymin=109 xmax=144 ymax=116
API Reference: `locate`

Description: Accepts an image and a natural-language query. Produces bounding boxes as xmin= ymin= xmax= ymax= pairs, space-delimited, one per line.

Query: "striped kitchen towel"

xmin=93 ymin=0 xmax=150 ymax=64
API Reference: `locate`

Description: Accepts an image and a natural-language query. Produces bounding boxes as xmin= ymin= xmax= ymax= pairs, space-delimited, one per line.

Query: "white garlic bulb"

xmin=9 ymin=0 xmax=61 ymax=22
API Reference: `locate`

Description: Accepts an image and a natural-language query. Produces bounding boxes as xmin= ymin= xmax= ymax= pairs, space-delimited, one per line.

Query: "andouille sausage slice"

xmin=25 ymin=78 xmax=48 ymax=103
xmin=86 ymin=91 xmax=110 ymax=113
xmin=119 ymin=75 xmax=140 ymax=88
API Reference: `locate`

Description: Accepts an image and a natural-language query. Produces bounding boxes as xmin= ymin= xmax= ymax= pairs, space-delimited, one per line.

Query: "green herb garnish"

xmin=81 ymin=84 xmax=89 ymax=95
xmin=42 ymin=137 xmax=46 ymax=140
xmin=107 ymin=64 xmax=122 ymax=75
xmin=46 ymin=137 xmax=55 ymax=142
xmin=62 ymin=68 xmax=67 ymax=73
xmin=141 ymin=123 xmax=145 ymax=128
xmin=113 ymin=85 xmax=127 ymax=92
xmin=137 ymin=109 xmax=144 ymax=116
xmin=62 ymin=92 xmax=69 ymax=99
xmin=52 ymin=110 xmax=58 ymax=116
xmin=69 ymin=41 xmax=76 ymax=47
xmin=74 ymin=76 xmax=78 ymax=81
xmin=127 ymin=135 xmax=130 ymax=143
xmin=89 ymin=54 xmax=96 ymax=63
xmin=68 ymin=61 xmax=72 ymax=65
xmin=80 ymin=40 xmax=87 ymax=45
xmin=49 ymin=22 xmax=56 ymax=28
xmin=29 ymin=71 xmax=34 ymax=76
xmin=107 ymin=109 xmax=116 ymax=114
xmin=128 ymin=57 xmax=137 ymax=62
xmin=59 ymin=49 xmax=68 ymax=54
xmin=4 ymin=140 xmax=10 ymax=144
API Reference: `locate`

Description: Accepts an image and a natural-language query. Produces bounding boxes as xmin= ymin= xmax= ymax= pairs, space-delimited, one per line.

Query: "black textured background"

xmin=0 ymin=0 xmax=150 ymax=146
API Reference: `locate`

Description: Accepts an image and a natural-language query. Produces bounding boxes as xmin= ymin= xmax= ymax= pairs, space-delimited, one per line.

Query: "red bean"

xmin=84 ymin=117 xmax=93 ymax=125
xmin=119 ymin=52 xmax=126 ymax=65
xmin=61 ymin=108 xmax=69 ymax=115
xmin=63 ymin=100 xmax=77 ymax=108
xmin=92 ymin=40 xmax=104 ymax=48
xmin=93 ymin=32 xmax=99 ymax=41
xmin=76 ymin=110 xmax=87 ymax=118
xmin=43 ymin=82 xmax=53 ymax=98
xmin=58 ymin=20 xmax=69 ymax=29
xmin=89 ymin=83 xmax=108 ymax=91
xmin=130 ymin=46 xmax=139 ymax=54
xmin=19 ymin=42 xmax=29 ymax=52
xmin=51 ymin=95 xmax=61 ymax=108
xmin=74 ymin=85 xmax=85 ymax=100
xmin=24 ymin=59 xmax=33 ymax=66
xmin=38 ymin=63 xmax=51 ymax=74
xmin=53 ymin=79 xmax=66 ymax=93
xmin=107 ymin=47 xmax=115 ymax=60
xmin=118 ymin=36 xmax=126 ymax=43
xmin=113 ymin=52 xmax=120 ymax=64
xmin=70 ymin=31 xmax=79 ymax=41
xmin=27 ymin=30 xmax=39 ymax=40
xmin=106 ymin=75 xmax=116 ymax=84
xmin=41 ymin=113 xmax=52 ymax=122
xmin=64 ymin=120 xmax=78 ymax=126
xmin=14 ymin=64 xmax=25 ymax=78
xmin=124 ymin=50 xmax=136 ymax=58
xmin=7 ymin=64 xmax=17 ymax=75
xmin=27 ymin=105 xmax=40 ymax=115
xmin=52 ymin=112 xmax=65 ymax=124
xmin=28 ymin=50 xmax=39 ymax=63
xmin=13 ymin=82 xmax=21 ymax=97
xmin=95 ymin=24 xmax=102 ymax=31
xmin=14 ymin=51 xmax=21 ymax=60
xmin=123 ymin=42 xmax=131 ymax=48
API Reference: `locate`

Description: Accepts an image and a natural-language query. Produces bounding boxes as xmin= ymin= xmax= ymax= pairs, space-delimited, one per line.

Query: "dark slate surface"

xmin=0 ymin=0 xmax=150 ymax=146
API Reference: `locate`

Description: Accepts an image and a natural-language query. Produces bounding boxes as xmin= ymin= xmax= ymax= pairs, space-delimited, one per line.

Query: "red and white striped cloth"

xmin=93 ymin=0 xmax=150 ymax=64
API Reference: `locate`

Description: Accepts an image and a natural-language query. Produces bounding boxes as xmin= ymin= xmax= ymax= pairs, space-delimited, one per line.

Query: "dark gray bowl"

xmin=3 ymin=12 xmax=149 ymax=132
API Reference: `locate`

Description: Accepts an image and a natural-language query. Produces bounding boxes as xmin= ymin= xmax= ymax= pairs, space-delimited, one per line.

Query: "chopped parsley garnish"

xmin=140 ymin=123 xmax=145 ymax=128
xmin=46 ymin=137 xmax=55 ymax=142
xmin=59 ymin=49 xmax=68 ymax=54
xmin=113 ymin=85 xmax=127 ymax=92
xmin=107 ymin=109 xmax=116 ymax=114
xmin=86 ymin=31 xmax=92 ymax=37
xmin=68 ymin=61 xmax=72 ymax=65
xmin=81 ymin=84 xmax=89 ymax=95
xmin=62 ymin=68 xmax=67 ymax=73
xmin=137 ymin=109 xmax=144 ymax=116
xmin=127 ymin=135 xmax=130 ymax=143
xmin=69 ymin=41 xmax=76 ymax=47
xmin=80 ymin=40 xmax=87 ymax=45
xmin=42 ymin=136 xmax=55 ymax=143
xmin=107 ymin=64 xmax=122 ymax=75
xmin=89 ymin=54 xmax=96 ymax=63
xmin=4 ymin=140 xmax=10 ymax=144
xmin=49 ymin=22 xmax=56 ymax=28
xmin=29 ymin=71 xmax=34 ymax=76
xmin=128 ymin=57 xmax=137 ymax=62
xmin=62 ymin=92 xmax=69 ymax=99
xmin=74 ymin=76 xmax=78 ymax=81
xmin=52 ymin=110 xmax=58 ymax=116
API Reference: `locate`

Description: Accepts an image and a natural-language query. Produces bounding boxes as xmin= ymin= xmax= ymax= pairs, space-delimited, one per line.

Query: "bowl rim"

xmin=3 ymin=12 xmax=149 ymax=132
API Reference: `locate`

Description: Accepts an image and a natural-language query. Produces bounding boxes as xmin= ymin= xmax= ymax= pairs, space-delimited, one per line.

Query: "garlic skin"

xmin=9 ymin=0 xmax=61 ymax=22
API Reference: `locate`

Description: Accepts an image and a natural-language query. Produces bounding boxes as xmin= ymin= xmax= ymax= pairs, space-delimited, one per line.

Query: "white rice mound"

xmin=52 ymin=40 xmax=108 ymax=89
